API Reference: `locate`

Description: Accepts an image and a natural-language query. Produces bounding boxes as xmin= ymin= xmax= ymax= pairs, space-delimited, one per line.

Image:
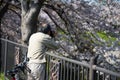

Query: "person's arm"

xmin=42 ymin=36 xmax=60 ymax=50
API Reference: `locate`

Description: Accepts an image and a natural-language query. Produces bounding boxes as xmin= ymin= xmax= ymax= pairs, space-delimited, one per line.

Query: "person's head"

xmin=39 ymin=23 xmax=56 ymax=38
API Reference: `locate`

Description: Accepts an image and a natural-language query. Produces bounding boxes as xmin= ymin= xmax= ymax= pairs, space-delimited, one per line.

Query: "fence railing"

xmin=46 ymin=53 xmax=120 ymax=80
xmin=0 ymin=38 xmax=28 ymax=78
xmin=0 ymin=38 xmax=120 ymax=80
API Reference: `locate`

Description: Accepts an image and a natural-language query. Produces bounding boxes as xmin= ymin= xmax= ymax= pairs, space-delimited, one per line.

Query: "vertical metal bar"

xmin=82 ymin=66 xmax=84 ymax=80
xmin=70 ymin=63 xmax=73 ymax=80
xmin=86 ymin=68 xmax=89 ymax=80
xmin=48 ymin=55 xmax=51 ymax=80
xmin=63 ymin=60 xmax=66 ymax=80
xmin=50 ymin=56 xmax=52 ymax=80
xmin=89 ymin=57 xmax=94 ymax=80
xmin=46 ymin=55 xmax=50 ymax=80
xmin=49 ymin=56 xmax=50 ymax=80
xmin=60 ymin=60 xmax=63 ymax=80
xmin=55 ymin=63 xmax=57 ymax=80
xmin=66 ymin=62 xmax=69 ymax=80
xmin=0 ymin=39 xmax=1 ymax=72
xmin=97 ymin=71 xmax=100 ymax=80
xmin=56 ymin=63 xmax=58 ymax=80
xmin=45 ymin=55 xmax=47 ymax=80
xmin=4 ymin=39 xmax=7 ymax=77
xmin=77 ymin=65 xmax=80 ymax=80
xmin=74 ymin=64 xmax=76 ymax=80
xmin=103 ymin=73 xmax=105 ymax=80
xmin=115 ymin=76 xmax=117 ymax=80
xmin=109 ymin=75 xmax=111 ymax=80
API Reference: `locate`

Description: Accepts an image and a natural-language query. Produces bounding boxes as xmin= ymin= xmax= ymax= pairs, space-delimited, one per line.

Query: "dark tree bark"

xmin=0 ymin=0 xmax=11 ymax=72
xmin=20 ymin=0 xmax=46 ymax=45
xmin=0 ymin=0 xmax=11 ymax=27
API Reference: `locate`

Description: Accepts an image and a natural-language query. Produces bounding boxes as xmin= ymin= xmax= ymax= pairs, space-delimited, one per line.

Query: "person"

xmin=27 ymin=23 xmax=59 ymax=80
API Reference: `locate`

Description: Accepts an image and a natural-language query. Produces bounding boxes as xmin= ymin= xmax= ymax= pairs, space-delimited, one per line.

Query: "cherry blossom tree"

xmin=0 ymin=0 xmax=120 ymax=71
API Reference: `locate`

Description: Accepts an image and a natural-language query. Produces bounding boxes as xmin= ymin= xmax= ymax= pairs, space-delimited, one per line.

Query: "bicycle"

xmin=7 ymin=53 xmax=31 ymax=80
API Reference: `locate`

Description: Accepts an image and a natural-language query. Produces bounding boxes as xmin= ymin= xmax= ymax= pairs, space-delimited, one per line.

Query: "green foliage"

xmin=0 ymin=73 xmax=4 ymax=80
xmin=87 ymin=31 xmax=120 ymax=47
xmin=97 ymin=31 xmax=116 ymax=42
xmin=58 ymin=29 xmax=66 ymax=35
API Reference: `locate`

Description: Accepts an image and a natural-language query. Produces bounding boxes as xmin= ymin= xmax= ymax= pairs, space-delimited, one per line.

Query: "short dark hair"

xmin=39 ymin=24 xmax=51 ymax=33
xmin=39 ymin=24 xmax=55 ymax=38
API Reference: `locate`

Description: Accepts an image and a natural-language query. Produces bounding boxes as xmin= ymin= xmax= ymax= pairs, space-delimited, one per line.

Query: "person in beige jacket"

xmin=27 ymin=23 xmax=59 ymax=80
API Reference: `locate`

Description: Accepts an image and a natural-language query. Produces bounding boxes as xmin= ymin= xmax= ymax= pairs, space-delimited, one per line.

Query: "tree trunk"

xmin=21 ymin=0 xmax=45 ymax=45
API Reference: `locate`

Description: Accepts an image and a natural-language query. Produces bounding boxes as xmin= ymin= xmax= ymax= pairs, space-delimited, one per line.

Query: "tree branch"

xmin=25 ymin=0 xmax=45 ymax=23
xmin=21 ymin=0 xmax=29 ymax=16
xmin=9 ymin=8 xmax=21 ymax=18
xmin=43 ymin=8 xmax=67 ymax=34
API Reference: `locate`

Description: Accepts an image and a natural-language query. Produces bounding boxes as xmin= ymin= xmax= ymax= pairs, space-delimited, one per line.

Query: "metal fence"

xmin=0 ymin=38 xmax=28 ymax=78
xmin=46 ymin=53 xmax=120 ymax=80
xmin=0 ymin=38 xmax=120 ymax=80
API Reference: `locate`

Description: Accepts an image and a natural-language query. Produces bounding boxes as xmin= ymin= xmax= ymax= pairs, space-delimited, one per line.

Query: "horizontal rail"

xmin=47 ymin=53 xmax=120 ymax=78
xmin=93 ymin=65 xmax=120 ymax=77
xmin=46 ymin=52 xmax=90 ymax=68
xmin=0 ymin=38 xmax=28 ymax=48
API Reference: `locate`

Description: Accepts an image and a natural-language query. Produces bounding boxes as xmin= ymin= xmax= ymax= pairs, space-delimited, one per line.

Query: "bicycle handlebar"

xmin=7 ymin=53 xmax=31 ymax=77
xmin=7 ymin=59 xmax=27 ymax=76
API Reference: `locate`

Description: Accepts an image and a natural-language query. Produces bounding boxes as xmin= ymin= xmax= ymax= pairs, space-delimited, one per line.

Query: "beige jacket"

xmin=27 ymin=32 xmax=59 ymax=63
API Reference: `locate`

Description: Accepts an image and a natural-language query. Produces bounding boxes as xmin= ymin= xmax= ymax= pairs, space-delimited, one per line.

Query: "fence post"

xmin=89 ymin=55 xmax=98 ymax=80
xmin=4 ymin=37 xmax=8 ymax=76
xmin=0 ymin=39 xmax=1 ymax=72
xmin=89 ymin=57 xmax=94 ymax=80
xmin=46 ymin=55 xmax=50 ymax=80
